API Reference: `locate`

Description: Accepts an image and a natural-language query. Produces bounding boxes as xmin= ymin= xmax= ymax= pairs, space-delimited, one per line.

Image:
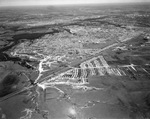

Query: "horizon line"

xmin=0 ymin=1 xmax=150 ymax=7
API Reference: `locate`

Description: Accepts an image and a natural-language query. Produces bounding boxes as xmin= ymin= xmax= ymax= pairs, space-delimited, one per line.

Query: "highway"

xmin=0 ymin=42 xmax=119 ymax=102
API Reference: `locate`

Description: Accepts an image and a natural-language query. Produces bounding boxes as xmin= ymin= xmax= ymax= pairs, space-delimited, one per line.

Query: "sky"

xmin=0 ymin=0 xmax=150 ymax=6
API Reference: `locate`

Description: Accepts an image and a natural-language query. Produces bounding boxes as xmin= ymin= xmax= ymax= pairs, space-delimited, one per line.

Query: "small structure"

xmin=144 ymin=34 xmax=150 ymax=40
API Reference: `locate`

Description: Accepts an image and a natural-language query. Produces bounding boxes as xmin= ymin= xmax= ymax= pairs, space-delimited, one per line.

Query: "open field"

xmin=0 ymin=3 xmax=150 ymax=119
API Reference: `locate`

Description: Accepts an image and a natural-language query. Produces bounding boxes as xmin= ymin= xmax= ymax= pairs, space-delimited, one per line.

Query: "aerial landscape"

xmin=0 ymin=0 xmax=150 ymax=119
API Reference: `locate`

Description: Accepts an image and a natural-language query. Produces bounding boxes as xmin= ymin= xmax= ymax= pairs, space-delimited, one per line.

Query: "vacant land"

xmin=0 ymin=3 xmax=150 ymax=119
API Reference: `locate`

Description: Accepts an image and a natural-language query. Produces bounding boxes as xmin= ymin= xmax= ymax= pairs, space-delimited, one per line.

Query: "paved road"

xmin=0 ymin=42 xmax=119 ymax=102
xmin=38 ymin=43 xmax=119 ymax=83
